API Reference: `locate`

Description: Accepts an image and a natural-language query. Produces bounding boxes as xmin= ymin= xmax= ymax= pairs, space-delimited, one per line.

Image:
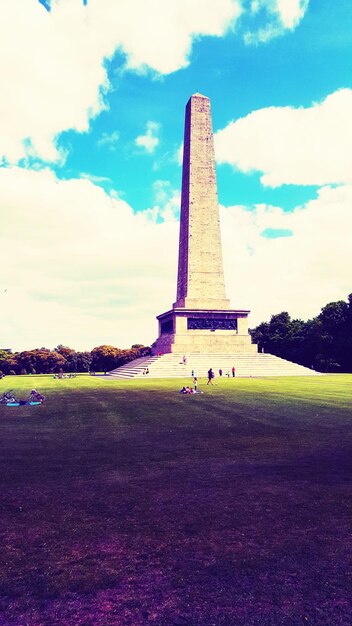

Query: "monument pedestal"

xmin=154 ymin=307 xmax=257 ymax=355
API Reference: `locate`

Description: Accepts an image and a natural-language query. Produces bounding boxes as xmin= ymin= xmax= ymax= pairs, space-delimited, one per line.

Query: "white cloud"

xmin=0 ymin=1 xmax=109 ymax=164
xmin=0 ymin=167 xmax=178 ymax=351
xmin=106 ymin=0 xmax=242 ymax=73
xmin=244 ymin=0 xmax=309 ymax=44
xmin=0 ymin=0 xmax=311 ymax=165
xmin=97 ymin=131 xmax=120 ymax=150
xmin=175 ymin=143 xmax=184 ymax=166
xmin=215 ymin=89 xmax=352 ymax=187
xmin=0 ymin=0 xmax=241 ymax=164
xmin=80 ymin=173 xmax=111 ymax=184
xmin=0 ymin=167 xmax=351 ymax=351
xmin=250 ymin=0 xmax=260 ymax=14
xmin=135 ymin=121 xmax=161 ymax=154
xmin=275 ymin=0 xmax=309 ymax=29
xmin=149 ymin=180 xmax=181 ymax=221
xmin=221 ymin=185 xmax=352 ymax=326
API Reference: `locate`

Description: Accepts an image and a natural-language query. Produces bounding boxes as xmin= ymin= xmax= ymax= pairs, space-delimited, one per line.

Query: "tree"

xmin=18 ymin=349 xmax=65 ymax=374
xmin=90 ymin=345 xmax=122 ymax=373
xmin=319 ymin=300 xmax=349 ymax=330
xmin=0 ymin=350 xmax=19 ymax=375
xmin=250 ymin=293 xmax=352 ymax=372
xmin=65 ymin=351 xmax=92 ymax=373
xmin=250 ymin=312 xmax=299 ymax=359
xmin=317 ymin=300 xmax=350 ymax=371
xmin=249 ymin=322 xmax=270 ymax=353
xmin=55 ymin=345 xmax=76 ymax=359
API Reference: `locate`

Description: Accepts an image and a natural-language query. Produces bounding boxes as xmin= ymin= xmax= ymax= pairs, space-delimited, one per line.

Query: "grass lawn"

xmin=0 ymin=374 xmax=351 ymax=625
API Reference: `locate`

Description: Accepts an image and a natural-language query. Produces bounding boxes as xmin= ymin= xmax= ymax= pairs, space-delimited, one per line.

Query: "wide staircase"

xmin=105 ymin=353 xmax=320 ymax=379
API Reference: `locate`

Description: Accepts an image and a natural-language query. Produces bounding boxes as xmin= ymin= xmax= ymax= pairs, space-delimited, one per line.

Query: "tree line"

xmin=249 ymin=293 xmax=352 ymax=372
xmin=0 ymin=344 xmax=151 ymax=376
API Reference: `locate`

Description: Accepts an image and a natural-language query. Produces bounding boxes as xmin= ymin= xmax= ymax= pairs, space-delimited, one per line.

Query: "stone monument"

xmin=154 ymin=93 xmax=257 ymax=355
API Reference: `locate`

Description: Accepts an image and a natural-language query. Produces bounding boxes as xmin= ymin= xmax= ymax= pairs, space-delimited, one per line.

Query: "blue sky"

xmin=1 ymin=0 xmax=351 ymax=351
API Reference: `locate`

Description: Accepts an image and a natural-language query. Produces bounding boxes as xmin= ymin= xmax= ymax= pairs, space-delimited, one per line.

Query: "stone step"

xmin=105 ymin=353 xmax=320 ymax=379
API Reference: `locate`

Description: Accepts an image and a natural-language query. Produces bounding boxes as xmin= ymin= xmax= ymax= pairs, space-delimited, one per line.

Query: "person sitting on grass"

xmin=180 ymin=386 xmax=195 ymax=394
xmin=0 ymin=390 xmax=18 ymax=404
xmin=28 ymin=389 xmax=45 ymax=404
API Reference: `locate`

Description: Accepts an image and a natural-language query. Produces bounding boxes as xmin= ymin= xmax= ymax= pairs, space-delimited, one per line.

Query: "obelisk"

xmin=175 ymin=93 xmax=230 ymax=310
xmin=154 ymin=93 xmax=256 ymax=355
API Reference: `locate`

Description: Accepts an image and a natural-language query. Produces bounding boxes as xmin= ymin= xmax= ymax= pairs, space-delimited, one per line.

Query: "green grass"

xmin=0 ymin=374 xmax=351 ymax=625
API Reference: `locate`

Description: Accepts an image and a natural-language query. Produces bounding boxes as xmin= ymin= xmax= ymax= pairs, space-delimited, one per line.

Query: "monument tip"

xmin=191 ymin=92 xmax=209 ymax=99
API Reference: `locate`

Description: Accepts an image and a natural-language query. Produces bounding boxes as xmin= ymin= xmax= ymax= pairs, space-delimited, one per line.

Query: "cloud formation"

xmin=221 ymin=184 xmax=352 ymax=324
xmin=135 ymin=122 xmax=161 ymax=154
xmin=0 ymin=0 xmax=241 ymax=165
xmin=0 ymin=0 xmax=310 ymax=166
xmin=97 ymin=131 xmax=120 ymax=151
xmin=0 ymin=167 xmax=351 ymax=351
xmin=0 ymin=167 xmax=178 ymax=351
xmin=244 ymin=0 xmax=309 ymax=44
xmin=215 ymin=89 xmax=352 ymax=186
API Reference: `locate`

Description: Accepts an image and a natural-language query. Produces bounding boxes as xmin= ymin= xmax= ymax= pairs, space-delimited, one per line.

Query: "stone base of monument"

xmin=106 ymin=352 xmax=321 ymax=379
xmin=153 ymin=332 xmax=258 ymax=355
xmin=154 ymin=307 xmax=257 ymax=355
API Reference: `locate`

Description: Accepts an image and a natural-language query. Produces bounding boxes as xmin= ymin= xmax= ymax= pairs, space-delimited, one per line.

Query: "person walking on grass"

xmin=232 ymin=366 xmax=236 ymax=378
xmin=207 ymin=368 xmax=213 ymax=385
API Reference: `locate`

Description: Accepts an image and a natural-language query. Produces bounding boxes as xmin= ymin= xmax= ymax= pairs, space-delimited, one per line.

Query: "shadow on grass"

xmin=0 ymin=375 xmax=351 ymax=625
